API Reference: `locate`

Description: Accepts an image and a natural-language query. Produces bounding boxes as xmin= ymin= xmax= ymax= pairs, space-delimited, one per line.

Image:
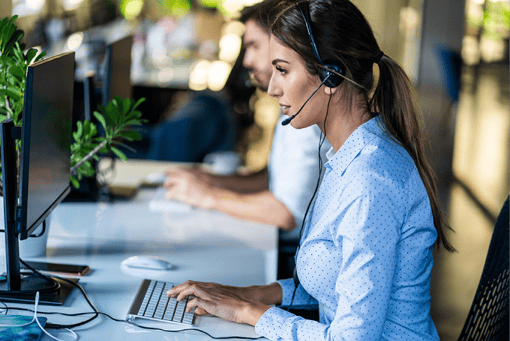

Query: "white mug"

xmin=203 ymin=151 xmax=241 ymax=175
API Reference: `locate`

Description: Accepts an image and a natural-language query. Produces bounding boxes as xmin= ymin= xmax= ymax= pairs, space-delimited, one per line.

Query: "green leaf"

xmin=113 ymin=95 xmax=123 ymax=105
xmin=110 ymin=146 xmax=127 ymax=161
xmin=90 ymin=122 xmax=97 ymax=137
xmin=111 ymin=140 xmax=136 ymax=153
xmin=93 ymin=111 xmax=107 ymax=131
xmin=70 ymin=176 xmax=80 ymax=189
xmin=133 ymin=97 xmax=146 ymax=110
xmin=122 ymin=98 xmax=131 ymax=115
xmin=124 ymin=118 xmax=146 ymax=126
xmin=103 ymin=102 xmax=116 ymax=126
xmin=0 ymin=86 xmax=21 ymax=100
xmin=119 ymin=130 xmax=142 ymax=141
xmin=83 ymin=120 xmax=92 ymax=138
xmin=76 ymin=120 xmax=83 ymax=138
xmin=8 ymin=65 xmax=24 ymax=79
xmin=25 ymin=48 xmax=37 ymax=64
xmin=33 ymin=50 xmax=46 ymax=63
xmin=0 ymin=55 xmax=15 ymax=67
xmin=124 ymin=110 xmax=142 ymax=122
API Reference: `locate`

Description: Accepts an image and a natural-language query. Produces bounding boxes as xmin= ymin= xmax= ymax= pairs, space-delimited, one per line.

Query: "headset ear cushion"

xmin=320 ymin=59 xmax=345 ymax=88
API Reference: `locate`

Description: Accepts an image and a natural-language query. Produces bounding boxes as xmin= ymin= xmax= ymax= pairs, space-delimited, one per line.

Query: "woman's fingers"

xmin=186 ymin=296 xmax=210 ymax=313
xmin=167 ymin=281 xmax=207 ymax=300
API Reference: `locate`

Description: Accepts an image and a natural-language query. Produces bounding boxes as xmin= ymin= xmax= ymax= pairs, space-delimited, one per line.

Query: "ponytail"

xmin=371 ymin=55 xmax=455 ymax=252
xmin=271 ymin=0 xmax=454 ymax=252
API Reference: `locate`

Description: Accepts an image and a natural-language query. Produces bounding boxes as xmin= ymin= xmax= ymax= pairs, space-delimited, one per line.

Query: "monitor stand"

xmin=0 ymin=274 xmax=78 ymax=305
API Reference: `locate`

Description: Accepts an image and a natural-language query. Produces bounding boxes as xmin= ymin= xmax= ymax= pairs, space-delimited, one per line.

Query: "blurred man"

xmin=164 ymin=0 xmax=330 ymax=277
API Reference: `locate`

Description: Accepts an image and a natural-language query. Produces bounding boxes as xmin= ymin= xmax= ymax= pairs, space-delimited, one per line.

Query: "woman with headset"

xmin=167 ymin=1 xmax=453 ymax=340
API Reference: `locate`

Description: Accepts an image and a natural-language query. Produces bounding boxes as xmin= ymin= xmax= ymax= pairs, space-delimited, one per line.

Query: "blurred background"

xmin=0 ymin=0 xmax=508 ymax=339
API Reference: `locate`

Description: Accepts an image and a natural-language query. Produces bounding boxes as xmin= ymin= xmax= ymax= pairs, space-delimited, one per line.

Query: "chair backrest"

xmin=458 ymin=196 xmax=509 ymax=341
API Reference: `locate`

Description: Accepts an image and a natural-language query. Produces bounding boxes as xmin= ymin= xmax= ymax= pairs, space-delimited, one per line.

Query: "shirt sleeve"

xmin=256 ymin=173 xmax=402 ymax=341
xmin=278 ymin=279 xmax=318 ymax=306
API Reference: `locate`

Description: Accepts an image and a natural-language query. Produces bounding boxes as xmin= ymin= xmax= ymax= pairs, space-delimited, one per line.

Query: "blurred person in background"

xmin=164 ymin=0 xmax=331 ymax=279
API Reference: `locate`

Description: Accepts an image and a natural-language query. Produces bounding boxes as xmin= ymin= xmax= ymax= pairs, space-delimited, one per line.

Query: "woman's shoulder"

xmin=352 ymin=134 xmax=417 ymax=182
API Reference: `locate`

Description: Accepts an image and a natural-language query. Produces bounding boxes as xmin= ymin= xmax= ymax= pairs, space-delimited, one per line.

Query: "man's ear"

xmin=324 ymin=86 xmax=337 ymax=95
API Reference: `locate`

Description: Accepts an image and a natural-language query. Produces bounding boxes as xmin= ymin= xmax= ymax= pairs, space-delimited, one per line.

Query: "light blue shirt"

xmin=256 ymin=116 xmax=440 ymax=340
xmin=269 ymin=115 xmax=331 ymax=241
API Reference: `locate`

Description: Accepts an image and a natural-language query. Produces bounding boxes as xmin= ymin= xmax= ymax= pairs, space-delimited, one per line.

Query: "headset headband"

xmin=297 ymin=1 xmax=326 ymax=67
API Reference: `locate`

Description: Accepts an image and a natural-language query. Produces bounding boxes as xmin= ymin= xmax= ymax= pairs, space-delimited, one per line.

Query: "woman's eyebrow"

xmin=272 ymin=59 xmax=289 ymax=65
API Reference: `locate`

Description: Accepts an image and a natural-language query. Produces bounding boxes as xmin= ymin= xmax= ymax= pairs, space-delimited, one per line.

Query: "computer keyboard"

xmin=126 ymin=279 xmax=196 ymax=325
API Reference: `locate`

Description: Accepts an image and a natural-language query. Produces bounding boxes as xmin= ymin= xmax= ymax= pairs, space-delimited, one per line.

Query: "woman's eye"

xmin=275 ymin=66 xmax=286 ymax=74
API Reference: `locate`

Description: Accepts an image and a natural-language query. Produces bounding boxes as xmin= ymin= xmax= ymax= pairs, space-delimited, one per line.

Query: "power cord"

xmin=1 ymin=264 xmax=265 ymax=340
xmin=0 ymin=304 xmax=265 ymax=340
xmin=0 ymin=292 xmax=78 ymax=341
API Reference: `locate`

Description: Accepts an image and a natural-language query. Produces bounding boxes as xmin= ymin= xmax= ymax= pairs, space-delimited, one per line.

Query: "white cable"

xmin=34 ymin=292 xmax=78 ymax=341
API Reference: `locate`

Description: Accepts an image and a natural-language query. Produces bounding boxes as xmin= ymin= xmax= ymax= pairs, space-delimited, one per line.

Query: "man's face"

xmin=242 ymin=19 xmax=272 ymax=91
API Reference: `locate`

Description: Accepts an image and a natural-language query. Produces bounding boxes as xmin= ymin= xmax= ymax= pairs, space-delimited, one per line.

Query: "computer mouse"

xmin=121 ymin=255 xmax=175 ymax=271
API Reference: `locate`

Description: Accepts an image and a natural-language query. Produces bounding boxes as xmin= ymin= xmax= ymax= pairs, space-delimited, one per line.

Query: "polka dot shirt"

xmin=255 ymin=116 xmax=440 ymax=341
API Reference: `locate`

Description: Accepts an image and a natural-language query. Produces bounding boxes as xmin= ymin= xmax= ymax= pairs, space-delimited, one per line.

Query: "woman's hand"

xmin=166 ymin=281 xmax=271 ymax=326
xmin=164 ymin=168 xmax=216 ymax=209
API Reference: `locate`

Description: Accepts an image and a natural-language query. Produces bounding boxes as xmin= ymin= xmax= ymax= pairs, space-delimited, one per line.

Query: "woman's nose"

xmin=267 ymin=75 xmax=280 ymax=98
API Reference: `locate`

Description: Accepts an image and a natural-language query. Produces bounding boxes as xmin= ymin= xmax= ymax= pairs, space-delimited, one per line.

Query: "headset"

xmin=297 ymin=1 xmax=345 ymax=88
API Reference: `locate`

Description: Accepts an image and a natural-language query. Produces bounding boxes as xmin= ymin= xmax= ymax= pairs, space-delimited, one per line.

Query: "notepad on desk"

xmin=0 ymin=315 xmax=47 ymax=341
xmin=99 ymin=159 xmax=194 ymax=198
xmin=149 ymin=187 xmax=192 ymax=212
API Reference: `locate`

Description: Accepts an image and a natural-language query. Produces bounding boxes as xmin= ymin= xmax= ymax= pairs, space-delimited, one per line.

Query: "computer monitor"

xmin=0 ymin=52 xmax=77 ymax=305
xmin=102 ymin=35 xmax=133 ymax=106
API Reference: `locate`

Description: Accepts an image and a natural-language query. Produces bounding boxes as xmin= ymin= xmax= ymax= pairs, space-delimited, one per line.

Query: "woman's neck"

xmin=320 ymin=103 xmax=371 ymax=152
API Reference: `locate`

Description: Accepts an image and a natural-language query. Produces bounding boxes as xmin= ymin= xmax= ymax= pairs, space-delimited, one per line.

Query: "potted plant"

xmin=0 ymin=15 xmax=146 ymax=189
xmin=0 ymin=15 xmax=147 ymax=257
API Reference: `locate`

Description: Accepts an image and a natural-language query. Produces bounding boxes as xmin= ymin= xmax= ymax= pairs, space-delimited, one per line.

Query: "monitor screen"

xmin=18 ymin=52 xmax=75 ymax=240
xmin=102 ymin=35 xmax=133 ymax=106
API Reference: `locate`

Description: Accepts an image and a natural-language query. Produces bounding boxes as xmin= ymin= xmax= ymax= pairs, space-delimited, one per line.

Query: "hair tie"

xmin=375 ymin=51 xmax=384 ymax=64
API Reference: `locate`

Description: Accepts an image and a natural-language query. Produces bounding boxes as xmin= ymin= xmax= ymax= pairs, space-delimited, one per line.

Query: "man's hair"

xmin=239 ymin=0 xmax=280 ymax=29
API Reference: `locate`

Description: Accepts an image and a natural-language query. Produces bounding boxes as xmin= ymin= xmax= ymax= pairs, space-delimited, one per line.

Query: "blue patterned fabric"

xmin=0 ymin=315 xmax=47 ymax=340
xmin=256 ymin=116 xmax=440 ymax=341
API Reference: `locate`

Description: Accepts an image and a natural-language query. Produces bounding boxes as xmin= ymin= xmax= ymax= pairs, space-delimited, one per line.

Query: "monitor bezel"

xmin=17 ymin=52 xmax=75 ymax=240
xmin=102 ymin=35 xmax=133 ymax=107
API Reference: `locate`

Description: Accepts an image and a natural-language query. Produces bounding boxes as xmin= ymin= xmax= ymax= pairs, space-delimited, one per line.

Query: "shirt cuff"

xmin=255 ymin=306 xmax=300 ymax=340
xmin=277 ymin=279 xmax=296 ymax=306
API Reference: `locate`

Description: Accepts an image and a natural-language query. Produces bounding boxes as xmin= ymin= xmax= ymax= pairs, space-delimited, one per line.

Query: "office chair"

xmin=457 ymin=196 xmax=509 ymax=341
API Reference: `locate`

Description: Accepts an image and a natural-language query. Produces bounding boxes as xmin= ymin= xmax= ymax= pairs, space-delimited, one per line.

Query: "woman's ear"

xmin=324 ymin=86 xmax=337 ymax=95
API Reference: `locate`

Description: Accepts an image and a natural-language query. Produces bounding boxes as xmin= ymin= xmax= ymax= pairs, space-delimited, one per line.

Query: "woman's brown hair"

xmin=271 ymin=0 xmax=454 ymax=252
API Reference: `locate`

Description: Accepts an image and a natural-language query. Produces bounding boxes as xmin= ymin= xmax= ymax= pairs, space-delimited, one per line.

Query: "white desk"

xmin=1 ymin=188 xmax=278 ymax=340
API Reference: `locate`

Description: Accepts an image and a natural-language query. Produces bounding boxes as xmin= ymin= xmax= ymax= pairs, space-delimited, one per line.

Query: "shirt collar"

xmin=325 ymin=115 xmax=384 ymax=174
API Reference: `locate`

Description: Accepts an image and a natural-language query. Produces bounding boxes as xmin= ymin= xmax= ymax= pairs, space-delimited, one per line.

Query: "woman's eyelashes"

xmin=275 ymin=65 xmax=287 ymax=74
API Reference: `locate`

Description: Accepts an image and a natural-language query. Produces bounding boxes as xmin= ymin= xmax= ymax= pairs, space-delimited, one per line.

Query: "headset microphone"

xmin=281 ymin=114 xmax=296 ymax=126
xmin=281 ymin=75 xmax=330 ymax=126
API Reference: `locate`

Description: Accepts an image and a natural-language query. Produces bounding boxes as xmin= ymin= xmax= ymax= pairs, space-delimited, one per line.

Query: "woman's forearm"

xmin=242 ymin=283 xmax=283 ymax=326
xmin=248 ymin=282 xmax=283 ymax=306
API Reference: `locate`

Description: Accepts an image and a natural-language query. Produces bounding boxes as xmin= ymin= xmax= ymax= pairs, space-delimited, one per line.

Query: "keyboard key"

xmin=129 ymin=279 xmax=196 ymax=326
